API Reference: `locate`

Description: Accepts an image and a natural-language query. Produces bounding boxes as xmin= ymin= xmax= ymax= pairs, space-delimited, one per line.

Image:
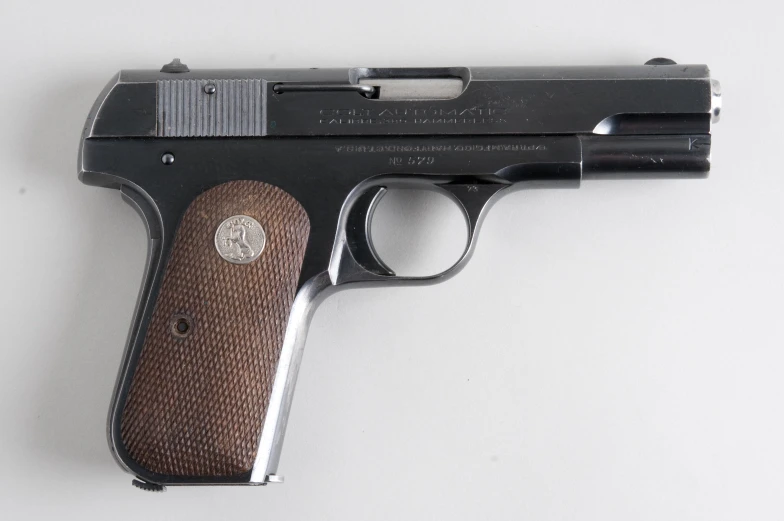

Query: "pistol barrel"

xmin=582 ymin=135 xmax=711 ymax=180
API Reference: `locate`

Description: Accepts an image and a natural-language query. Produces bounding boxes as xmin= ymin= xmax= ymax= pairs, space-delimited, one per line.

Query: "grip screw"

xmin=204 ymin=83 xmax=216 ymax=95
xmin=161 ymin=152 xmax=175 ymax=165
xmin=170 ymin=314 xmax=193 ymax=338
xmin=175 ymin=318 xmax=189 ymax=334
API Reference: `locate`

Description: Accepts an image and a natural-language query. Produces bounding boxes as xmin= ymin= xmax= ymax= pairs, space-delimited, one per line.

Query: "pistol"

xmin=78 ymin=58 xmax=721 ymax=491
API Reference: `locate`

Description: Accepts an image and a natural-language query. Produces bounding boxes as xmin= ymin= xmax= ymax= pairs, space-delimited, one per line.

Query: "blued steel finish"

xmin=78 ymin=60 xmax=719 ymax=489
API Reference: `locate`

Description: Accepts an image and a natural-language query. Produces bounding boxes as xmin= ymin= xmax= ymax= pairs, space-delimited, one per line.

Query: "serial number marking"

xmin=389 ymin=156 xmax=436 ymax=166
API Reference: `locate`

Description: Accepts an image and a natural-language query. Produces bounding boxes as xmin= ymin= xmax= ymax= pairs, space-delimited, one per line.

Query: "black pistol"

xmin=78 ymin=58 xmax=721 ymax=490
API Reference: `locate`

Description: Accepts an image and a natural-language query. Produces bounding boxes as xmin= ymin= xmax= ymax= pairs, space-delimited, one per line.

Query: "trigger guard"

xmin=333 ymin=179 xmax=508 ymax=286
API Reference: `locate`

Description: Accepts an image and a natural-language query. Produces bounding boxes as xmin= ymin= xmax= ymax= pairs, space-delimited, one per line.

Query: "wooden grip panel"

xmin=120 ymin=181 xmax=310 ymax=477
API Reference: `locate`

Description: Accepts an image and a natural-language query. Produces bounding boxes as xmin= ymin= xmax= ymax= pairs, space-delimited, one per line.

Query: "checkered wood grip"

xmin=120 ymin=181 xmax=310 ymax=477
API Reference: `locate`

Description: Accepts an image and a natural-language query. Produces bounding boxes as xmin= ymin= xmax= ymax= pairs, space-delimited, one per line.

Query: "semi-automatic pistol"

xmin=78 ymin=58 xmax=721 ymax=491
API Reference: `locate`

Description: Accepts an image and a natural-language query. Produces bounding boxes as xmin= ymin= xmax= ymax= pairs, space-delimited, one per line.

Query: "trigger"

xmin=344 ymin=186 xmax=395 ymax=277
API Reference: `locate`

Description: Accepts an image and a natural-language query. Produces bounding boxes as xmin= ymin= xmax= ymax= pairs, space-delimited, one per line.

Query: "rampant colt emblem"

xmin=214 ymin=215 xmax=266 ymax=264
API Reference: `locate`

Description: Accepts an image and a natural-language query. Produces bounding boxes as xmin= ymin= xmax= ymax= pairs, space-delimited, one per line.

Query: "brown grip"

xmin=120 ymin=180 xmax=310 ymax=477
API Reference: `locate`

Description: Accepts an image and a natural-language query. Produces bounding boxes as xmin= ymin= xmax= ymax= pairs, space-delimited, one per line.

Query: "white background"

xmin=0 ymin=1 xmax=781 ymax=519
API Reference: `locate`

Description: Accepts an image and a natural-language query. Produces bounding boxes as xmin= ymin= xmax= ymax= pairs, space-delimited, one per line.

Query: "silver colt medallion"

xmin=215 ymin=215 xmax=266 ymax=264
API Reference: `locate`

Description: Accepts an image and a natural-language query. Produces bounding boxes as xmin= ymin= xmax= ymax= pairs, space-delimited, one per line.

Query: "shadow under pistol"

xmin=78 ymin=57 xmax=721 ymax=491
